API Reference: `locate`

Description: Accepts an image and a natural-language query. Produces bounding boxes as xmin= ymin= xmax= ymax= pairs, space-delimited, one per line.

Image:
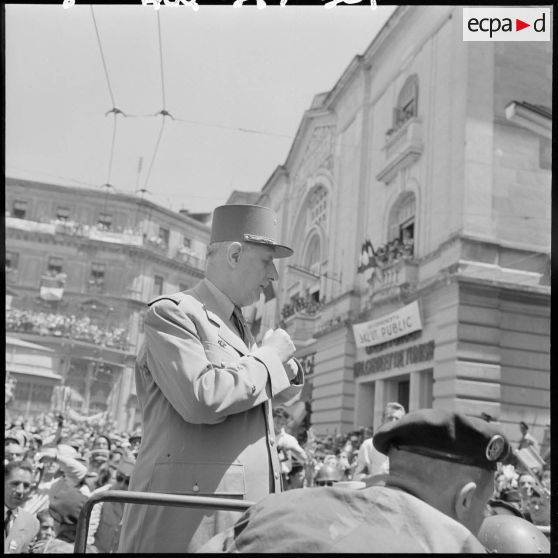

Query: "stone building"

xmin=247 ymin=5 xmax=551 ymax=446
xmin=5 ymin=178 xmax=210 ymax=430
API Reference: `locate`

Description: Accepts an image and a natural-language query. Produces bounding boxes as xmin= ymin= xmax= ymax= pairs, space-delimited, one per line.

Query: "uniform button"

xmin=193 ymin=483 xmax=200 ymax=493
xmin=274 ymin=472 xmax=280 ymax=480
xmin=221 ymin=361 xmax=226 ymax=368
xmin=270 ymin=438 xmax=275 ymax=446
xmin=251 ymin=385 xmax=256 ymax=394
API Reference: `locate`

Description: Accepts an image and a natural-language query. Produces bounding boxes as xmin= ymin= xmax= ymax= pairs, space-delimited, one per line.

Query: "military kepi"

xmin=211 ymin=204 xmax=293 ymax=258
xmin=373 ymin=409 xmax=510 ymax=471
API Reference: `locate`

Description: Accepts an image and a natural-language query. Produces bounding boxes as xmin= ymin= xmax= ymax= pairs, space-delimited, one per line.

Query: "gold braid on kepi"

xmin=210 ymin=204 xmax=293 ymax=258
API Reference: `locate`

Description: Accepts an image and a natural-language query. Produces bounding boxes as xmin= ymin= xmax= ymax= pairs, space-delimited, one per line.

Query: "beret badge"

xmin=486 ymin=434 xmax=506 ymax=461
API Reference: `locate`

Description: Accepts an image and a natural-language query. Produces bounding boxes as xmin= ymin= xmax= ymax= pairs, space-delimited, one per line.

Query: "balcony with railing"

xmin=6 ymin=217 xmax=144 ymax=246
xmin=365 ymin=239 xmax=418 ymax=302
xmin=6 ymin=307 xmax=131 ymax=352
xmin=175 ymin=247 xmax=206 ymax=270
xmin=376 ymin=116 xmax=423 ymax=184
xmin=6 ymin=217 xmax=206 ymax=270
xmin=280 ymin=295 xmax=324 ymax=343
xmin=86 ymin=278 xmax=105 ymax=295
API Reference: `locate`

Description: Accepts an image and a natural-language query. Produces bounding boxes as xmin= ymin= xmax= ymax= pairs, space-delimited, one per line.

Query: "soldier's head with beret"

xmin=372 ymin=408 xmax=511 ymax=535
xmin=206 ymin=205 xmax=293 ymax=308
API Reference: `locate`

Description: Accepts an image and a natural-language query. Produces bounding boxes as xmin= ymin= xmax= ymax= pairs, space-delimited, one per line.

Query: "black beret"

xmin=373 ymin=409 xmax=510 ymax=471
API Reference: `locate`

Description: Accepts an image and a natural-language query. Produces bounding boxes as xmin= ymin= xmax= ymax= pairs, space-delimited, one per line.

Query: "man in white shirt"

xmin=354 ymin=402 xmax=405 ymax=480
xmin=273 ymin=407 xmax=307 ymax=487
xmin=4 ymin=461 xmax=39 ymax=554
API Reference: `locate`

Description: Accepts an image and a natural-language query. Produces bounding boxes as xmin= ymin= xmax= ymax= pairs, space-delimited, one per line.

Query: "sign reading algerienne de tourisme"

xmin=352 ymin=301 xmax=422 ymax=349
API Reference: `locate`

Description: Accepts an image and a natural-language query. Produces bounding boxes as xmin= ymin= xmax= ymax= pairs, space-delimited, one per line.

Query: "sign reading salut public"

xmin=352 ymin=301 xmax=422 ymax=349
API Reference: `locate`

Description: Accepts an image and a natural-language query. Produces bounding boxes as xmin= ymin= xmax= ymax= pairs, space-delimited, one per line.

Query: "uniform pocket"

xmin=148 ymin=461 xmax=246 ymax=497
xmin=203 ymin=341 xmax=239 ymax=368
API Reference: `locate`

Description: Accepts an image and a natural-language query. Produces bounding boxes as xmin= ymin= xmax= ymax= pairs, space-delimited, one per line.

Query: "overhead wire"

xmin=90 ymin=6 xmax=116 ymax=109
xmin=143 ymin=10 xmax=173 ymax=190
xmin=143 ymin=117 xmax=168 ymax=190
xmin=106 ymin=111 xmax=119 ymax=186
xmin=91 ymin=5 xmax=126 ymax=190
xmin=157 ymin=11 xmax=167 ymax=112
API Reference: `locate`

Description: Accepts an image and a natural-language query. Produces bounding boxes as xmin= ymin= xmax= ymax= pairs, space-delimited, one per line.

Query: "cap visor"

xmin=273 ymin=244 xmax=294 ymax=258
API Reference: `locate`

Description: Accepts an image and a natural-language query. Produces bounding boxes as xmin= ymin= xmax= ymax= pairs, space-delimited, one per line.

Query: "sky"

xmin=6 ymin=2 xmax=397 ymax=214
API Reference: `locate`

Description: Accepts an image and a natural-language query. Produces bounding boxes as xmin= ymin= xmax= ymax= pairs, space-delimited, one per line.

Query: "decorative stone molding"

xmin=293 ymin=125 xmax=336 ymax=187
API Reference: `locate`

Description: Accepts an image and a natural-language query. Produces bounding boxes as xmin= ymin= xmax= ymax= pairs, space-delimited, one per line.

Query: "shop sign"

xmin=354 ymin=340 xmax=435 ymax=378
xmin=299 ymin=353 xmax=316 ymax=376
xmin=352 ymin=301 xmax=422 ymax=348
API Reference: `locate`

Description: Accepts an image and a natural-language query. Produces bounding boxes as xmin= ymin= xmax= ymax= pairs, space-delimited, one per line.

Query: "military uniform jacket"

xmin=4 ymin=507 xmax=40 ymax=554
xmin=200 ymin=484 xmax=487 ymax=553
xmin=118 ymin=279 xmax=303 ymax=553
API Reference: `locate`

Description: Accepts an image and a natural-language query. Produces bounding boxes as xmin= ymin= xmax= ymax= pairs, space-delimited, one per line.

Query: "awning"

xmin=7 ymin=362 xmax=62 ymax=381
xmin=6 ymin=336 xmax=55 ymax=352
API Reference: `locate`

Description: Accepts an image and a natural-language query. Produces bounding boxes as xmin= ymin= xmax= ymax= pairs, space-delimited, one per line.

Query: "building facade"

xmin=5 ymin=178 xmax=211 ymax=430
xmin=6 ymin=336 xmax=63 ymax=419
xmin=248 ymin=5 xmax=551 ymax=446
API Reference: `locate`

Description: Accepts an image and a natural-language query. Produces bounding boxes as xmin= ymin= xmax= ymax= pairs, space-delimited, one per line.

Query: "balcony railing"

xmin=367 ymin=256 xmax=418 ymax=300
xmin=281 ymin=295 xmax=325 ymax=321
xmin=6 ymin=217 xmax=206 ymax=269
xmin=6 ymin=307 xmax=130 ymax=351
xmin=86 ymin=279 xmax=105 ymax=294
xmin=6 ymin=217 xmax=144 ymax=246
xmin=175 ymin=248 xmax=206 ymax=270
xmin=279 ymin=296 xmax=325 ymax=343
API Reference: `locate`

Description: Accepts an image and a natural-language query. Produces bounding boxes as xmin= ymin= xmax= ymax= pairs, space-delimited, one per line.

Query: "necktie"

xmin=5 ymin=509 xmax=13 ymax=537
xmin=232 ymin=306 xmax=249 ymax=345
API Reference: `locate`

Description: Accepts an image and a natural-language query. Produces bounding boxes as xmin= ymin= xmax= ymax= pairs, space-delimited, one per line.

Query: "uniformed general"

xmin=200 ymin=409 xmax=511 ymax=553
xmin=118 ymin=204 xmax=303 ymax=553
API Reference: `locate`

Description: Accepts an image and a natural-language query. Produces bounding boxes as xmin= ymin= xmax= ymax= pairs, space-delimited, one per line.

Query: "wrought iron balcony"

xmin=366 ymin=254 xmax=418 ymax=302
xmin=175 ymin=248 xmax=205 ymax=270
xmin=5 ymin=217 xmax=144 ymax=247
xmin=280 ymin=295 xmax=325 ymax=343
xmin=86 ymin=279 xmax=105 ymax=294
xmin=281 ymin=295 xmax=324 ymax=321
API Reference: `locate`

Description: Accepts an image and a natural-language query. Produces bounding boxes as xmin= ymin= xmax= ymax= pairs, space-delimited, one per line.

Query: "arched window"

xmin=307 ymin=185 xmax=328 ymax=228
xmin=393 ymin=75 xmax=419 ymax=129
xmin=304 ymin=234 xmax=321 ymax=275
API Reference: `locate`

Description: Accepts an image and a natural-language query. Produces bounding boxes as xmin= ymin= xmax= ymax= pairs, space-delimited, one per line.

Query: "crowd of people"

xmin=358 ymin=231 xmax=415 ymax=274
xmin=4 ymin=404 xmax=550 ymax=553
xmin=6 ymin=308 xmax=129 ymax=351
xmin=6 ymin=211 xmax=143 ymax=240
xmin=272 ymin=405 xmax=551 ymax=531
xmin=4 ymin=411 xmax=141 ymax=553
xmin=4 ymin=205 xmax=550 ymax=554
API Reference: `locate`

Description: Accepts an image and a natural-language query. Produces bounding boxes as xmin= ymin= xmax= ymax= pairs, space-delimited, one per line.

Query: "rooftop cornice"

xmin=5 ymin=177 xmax=211 ymax=233
xmin=505 ymin=101 xmax=552 ymax=139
